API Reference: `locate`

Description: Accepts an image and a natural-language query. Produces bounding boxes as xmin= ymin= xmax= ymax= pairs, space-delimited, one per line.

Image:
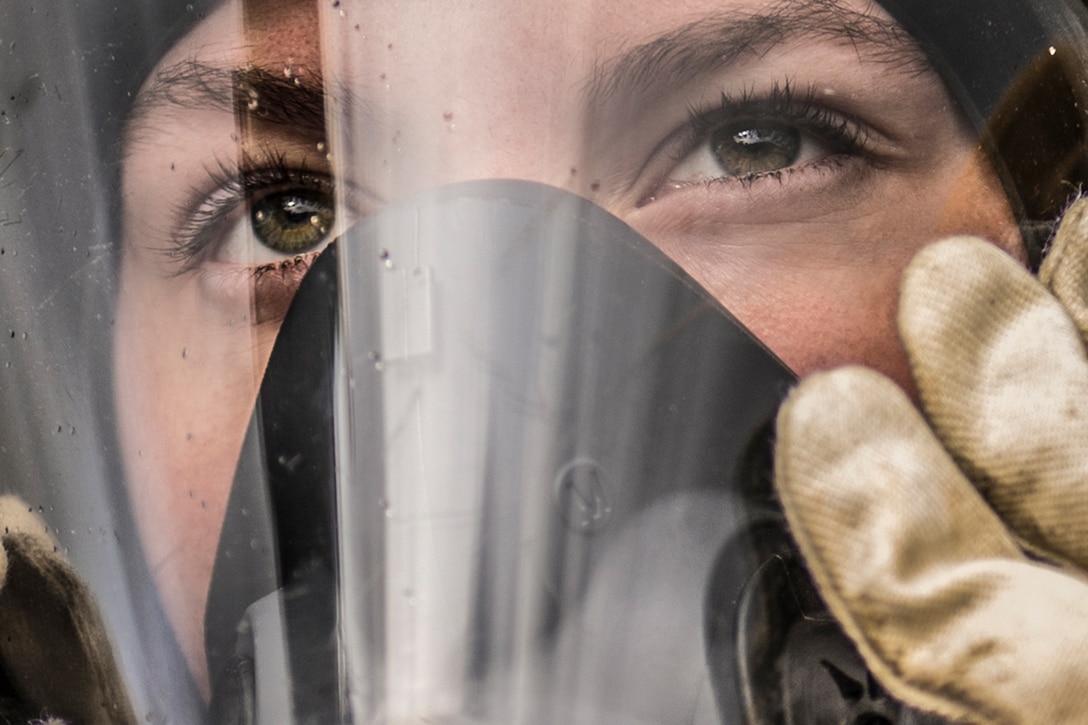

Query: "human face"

xmin=115 ymin=0 xmax=1023 ymax=695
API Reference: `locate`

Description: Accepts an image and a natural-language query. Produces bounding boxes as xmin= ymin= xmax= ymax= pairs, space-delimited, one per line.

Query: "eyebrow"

xmin=125 ymin=60 xmax=331 ymax=141
xmin=124 ymin=0 xmax=931 ymax=142
xmin=587 ymin=0 xmax=931 ymax=104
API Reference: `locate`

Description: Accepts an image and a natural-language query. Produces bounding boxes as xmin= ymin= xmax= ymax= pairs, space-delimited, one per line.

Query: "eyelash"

xmin=169 ymin=150 xmax=334 ymax=274
xmin=659 ymin=80 xmax=870 ymax=192
xmin=167 ymin=81 xmax=863 ymax=270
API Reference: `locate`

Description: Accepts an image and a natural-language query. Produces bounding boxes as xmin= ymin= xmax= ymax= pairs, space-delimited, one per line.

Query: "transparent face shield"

xmin=3 ymin=0 xmax=1088 ymax=723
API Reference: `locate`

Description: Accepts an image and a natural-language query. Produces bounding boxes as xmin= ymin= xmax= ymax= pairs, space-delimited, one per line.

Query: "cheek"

xmin=634 ymin=154 xmax=1022 ymax=393
xmin=725 ymin=264 xmax=915 ymax=389
xmin=113 ymin=260 xmax=277 ymax=697
xmin=935 ymin=151 xmax=1028 ymax=263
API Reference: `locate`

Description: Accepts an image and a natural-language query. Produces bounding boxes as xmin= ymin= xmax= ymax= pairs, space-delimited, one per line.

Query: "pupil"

xmin=711 ymin=122 xmax=801 ymax=177
xmin=251 ymin=190 xmax=334 ymax=254
xmin=282 ymin=198 xmax=317 ymax=225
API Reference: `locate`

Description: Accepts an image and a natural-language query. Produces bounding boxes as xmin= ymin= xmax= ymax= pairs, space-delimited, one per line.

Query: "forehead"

xmin=160 ymin=0 xmax=914 ymax=81
xmin=135 ymin=0 xmax=925 ymax=162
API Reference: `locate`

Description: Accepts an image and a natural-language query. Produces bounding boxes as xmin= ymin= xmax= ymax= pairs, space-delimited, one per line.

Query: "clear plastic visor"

xmin=4 ymin=0 xmax=1087 ymax=722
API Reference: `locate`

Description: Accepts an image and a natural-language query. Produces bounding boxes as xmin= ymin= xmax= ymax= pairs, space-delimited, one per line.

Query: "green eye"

xmin=711 ymin=122 xmax=801 ymax=177
xmin=250 ymin=190 xmax=335 ymax=254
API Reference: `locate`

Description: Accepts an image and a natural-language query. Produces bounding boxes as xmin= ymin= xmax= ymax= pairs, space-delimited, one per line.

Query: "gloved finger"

xmin=776 ymin=367 xmax=1088 ymax=725
xmin=1040 ymin=195 xmax=1088 ymax=340
xmin=0 ymin=495 xmax=139 ymax=725
xmin=899 ymin=236 xmax=1088 ymax=568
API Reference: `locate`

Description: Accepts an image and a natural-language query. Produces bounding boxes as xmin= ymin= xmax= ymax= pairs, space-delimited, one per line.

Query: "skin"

xmin=116 ymin=0 xmax=1024 ymax=698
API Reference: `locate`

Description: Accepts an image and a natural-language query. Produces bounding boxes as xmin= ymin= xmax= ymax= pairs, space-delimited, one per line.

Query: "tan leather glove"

xmin=775 ymin=197 xmax=1088 ymax=725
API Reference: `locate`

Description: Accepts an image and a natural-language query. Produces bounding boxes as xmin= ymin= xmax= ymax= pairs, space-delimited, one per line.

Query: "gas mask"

xmin=1 ymin=0 xmax=1087 ymax=723
xmin=205 ymin=178 xmax=956 ymax=723
xmin=207 ymin=179 xmax=799 ymax=723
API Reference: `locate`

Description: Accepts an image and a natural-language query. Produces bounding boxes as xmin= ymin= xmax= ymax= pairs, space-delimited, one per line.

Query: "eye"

xmin=251 ymin=188 xmax=335 ymax=255
xmin=203 ymin=177 xmax=338 ymax=268
xmin=174 ymin=167 xmax=346 ymax=323
xmin=709 ymin=121 xmax=801 ymax=177
xmin=170 ymin=155 xmax=343 ymax=270
xmin=665 ymin=117 xmax=843 ymax=190
xmin=638 ymin=83 xmax=872 ymax=203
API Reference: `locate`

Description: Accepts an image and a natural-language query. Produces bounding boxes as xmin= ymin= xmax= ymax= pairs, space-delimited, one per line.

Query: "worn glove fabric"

xmin=775 ymin=197 xmax=1088 ymax=725
xmin=0 ymin=495 xmax=137 ymax=725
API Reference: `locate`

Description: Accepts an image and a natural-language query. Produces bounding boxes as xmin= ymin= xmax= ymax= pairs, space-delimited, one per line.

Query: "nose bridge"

xmin=320 ymin=1 xmax=597 ymax=195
